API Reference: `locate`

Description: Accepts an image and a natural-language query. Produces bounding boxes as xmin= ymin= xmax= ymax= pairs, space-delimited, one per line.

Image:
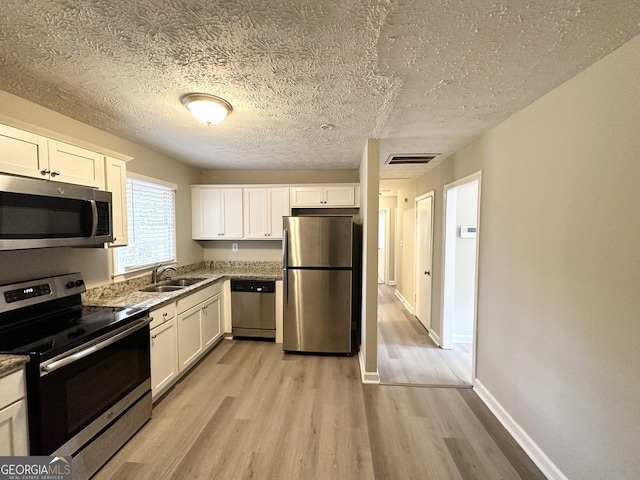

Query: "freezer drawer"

xmin=283 ymin=269 xmax=351 ymax=354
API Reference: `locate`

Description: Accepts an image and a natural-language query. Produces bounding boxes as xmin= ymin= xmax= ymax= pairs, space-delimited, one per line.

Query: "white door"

xmin=415 ymin=194 xmax=434 ymax=330
xmin=378 ymin=210 xmax=386 ymax=284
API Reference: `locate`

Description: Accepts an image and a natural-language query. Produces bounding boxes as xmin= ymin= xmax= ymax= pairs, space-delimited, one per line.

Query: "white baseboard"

xmin=453 ymin=334 xmax=473 ymax=343
xmin=473 ymin=380 xmax=568 ymax=480
xmin=358 ymin=349 xmax=380 ymax=384
xmin=394 ymin=289 xmax=414 ymax=315
xmin=429 ymin=330 xmax=441 ymax=347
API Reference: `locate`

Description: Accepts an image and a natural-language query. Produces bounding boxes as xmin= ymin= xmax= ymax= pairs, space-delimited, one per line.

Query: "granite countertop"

xmin=0 ymin=354 xmax=29 ymax=378
xmin=83 ymin=261 xmax=282 ymax=310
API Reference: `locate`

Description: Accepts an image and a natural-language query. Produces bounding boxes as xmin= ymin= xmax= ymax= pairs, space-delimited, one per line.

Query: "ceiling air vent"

xmin=385 ymin=154 xmax=439 ymax=165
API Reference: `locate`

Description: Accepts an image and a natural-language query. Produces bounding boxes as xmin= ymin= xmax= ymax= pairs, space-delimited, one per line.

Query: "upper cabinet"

xmin=192 ymin=186 xmax=243 ymax=240
xmin=104 ymin=156 xmax=128 ymax=247
xmin=47 ymin=141 xmax=104 ymax=188
xmin=290 ymin=185 xmax=359 ymax=208
xmin=0 ymin=123 xmax=48 ymax=179
xmin=244 ymin=187 xmax=290 ymax=239
xmin=192 ymin=184 xmax=359 ymax=241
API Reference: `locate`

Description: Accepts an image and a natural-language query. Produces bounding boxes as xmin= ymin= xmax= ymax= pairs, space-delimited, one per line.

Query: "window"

xmin=113 ymin=174 xmax=176 ymax=275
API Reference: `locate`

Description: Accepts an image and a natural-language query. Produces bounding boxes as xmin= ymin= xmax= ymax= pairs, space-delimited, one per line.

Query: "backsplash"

xmin=208 ymin=261 xmax=282 ymax=276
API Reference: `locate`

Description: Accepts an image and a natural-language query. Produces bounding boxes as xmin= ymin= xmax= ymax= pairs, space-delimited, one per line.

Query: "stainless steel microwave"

xmin=0 ymin=173 xmax=113 ymax=250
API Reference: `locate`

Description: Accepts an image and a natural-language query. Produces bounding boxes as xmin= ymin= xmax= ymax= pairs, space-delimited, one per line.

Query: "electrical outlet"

xmin=232 ymin=243 xmax=238 ymax=252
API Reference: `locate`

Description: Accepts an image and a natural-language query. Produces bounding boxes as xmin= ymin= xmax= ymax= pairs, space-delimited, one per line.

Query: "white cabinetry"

xmin=150 ymin=303 xmax=178 ymax=401
xmin=177 ymin=303 xmax=204 ymax=372
xmin=176 ymin=283 xmax=224 ymax=373
xmin=243 ymin=187 xmax=290 ymax=239
xmin=290 ymin=185 xmax=359 ymax=207
xmin=47 ymin=140 xmax=104 ymax=188
xmin=0 ymin=123 xmax=48 ymax=179
xmin=104 ymin=156 xmax=128 ymax=247
xmin=0 ymin=369 xmax=28 ymax=456
xmin=201 ymin=294 xmax=222 ymax=348
xmin=150 ymin=282 xmax=224 ymax=402
xmin=192 ymin=187 xmax=243 ymax=239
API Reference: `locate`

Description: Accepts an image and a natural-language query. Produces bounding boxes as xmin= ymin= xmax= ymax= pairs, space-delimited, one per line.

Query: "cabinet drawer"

xmin=150 ymin=302 xmax=177 ymax=329
xmin=0 ymin=369 xmax=25 ymax=408
xmin=176 ymin=282 xmax=222 ymax=314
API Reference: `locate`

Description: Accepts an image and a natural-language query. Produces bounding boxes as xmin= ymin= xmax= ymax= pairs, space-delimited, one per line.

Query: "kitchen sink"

xmin=163 ymin=277 xmax=206 ymax=286
xmin=140 ymin=277 xmax=207 ymax=293
xmin=141 ymin=285 xmax=186 ymax=293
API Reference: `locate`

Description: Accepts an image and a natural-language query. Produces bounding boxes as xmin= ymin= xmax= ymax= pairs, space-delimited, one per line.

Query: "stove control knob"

xmin=65 ymin=281 xmax=75 ymax=289
xmin=75 ymin=280 xmax=84 ymax=287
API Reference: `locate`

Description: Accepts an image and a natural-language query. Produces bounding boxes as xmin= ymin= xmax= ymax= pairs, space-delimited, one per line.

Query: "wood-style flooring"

xmin=378 ymin=284 xmax=473 ymax=387
xmin=93 ymin=340 xmax=544 ymax=480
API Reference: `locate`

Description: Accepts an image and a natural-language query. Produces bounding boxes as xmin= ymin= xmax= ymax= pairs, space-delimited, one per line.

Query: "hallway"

xmin=377 ymin=284 xmax=473 ymax=386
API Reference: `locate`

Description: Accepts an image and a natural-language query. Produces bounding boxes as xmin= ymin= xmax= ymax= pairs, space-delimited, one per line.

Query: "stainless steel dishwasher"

xmin=231 ymin=279 xmax=276 ymax=339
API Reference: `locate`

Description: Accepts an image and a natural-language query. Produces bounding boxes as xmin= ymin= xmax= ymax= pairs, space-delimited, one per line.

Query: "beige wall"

xmin=358 ymin=139 xmax=379 ymax=378
xmin=0 ymin=90 xmax=203 ymax=288
xmin=201 ymin=169 xmax=359 ymax=184
xmin=402 ymin=34 xmax=640 ymax=479
xmin=395 ymin=181 xmax=417 ymax=306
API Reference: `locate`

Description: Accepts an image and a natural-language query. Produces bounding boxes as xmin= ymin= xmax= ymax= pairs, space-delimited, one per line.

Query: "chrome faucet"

xmin=151 ymin=264 xmax=177 ymax=284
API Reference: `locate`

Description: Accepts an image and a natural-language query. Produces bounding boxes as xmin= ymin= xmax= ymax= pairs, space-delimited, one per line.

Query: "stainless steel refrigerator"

xmin=282 ymin=216 xmax=353 ymax=354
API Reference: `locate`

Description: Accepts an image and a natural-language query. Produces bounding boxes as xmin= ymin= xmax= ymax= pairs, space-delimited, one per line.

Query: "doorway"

xmin=378 ymin=209 xmax=390 ymax=284
xmin=441 ymin=172 xmax=481 ymax=382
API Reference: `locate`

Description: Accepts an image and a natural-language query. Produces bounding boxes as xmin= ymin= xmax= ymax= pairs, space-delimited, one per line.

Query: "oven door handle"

xmin=41 ymin=318 xmax=150 ymax=375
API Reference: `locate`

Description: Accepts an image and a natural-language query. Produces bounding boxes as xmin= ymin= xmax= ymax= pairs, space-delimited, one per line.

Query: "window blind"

xmin=114 ymin=177 xmax=176 ymax=275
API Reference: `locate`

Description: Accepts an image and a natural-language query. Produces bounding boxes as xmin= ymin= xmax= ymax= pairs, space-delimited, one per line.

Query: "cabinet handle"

xmin=40 ymin=169 xmax=51 ymax=175
xmin=151 ymin=334 xmax=157 ymax=340
xmin=51 ymin=170 xmax=60 ymax=177
xmin=163 ymin=312 xmax=168 ymax=317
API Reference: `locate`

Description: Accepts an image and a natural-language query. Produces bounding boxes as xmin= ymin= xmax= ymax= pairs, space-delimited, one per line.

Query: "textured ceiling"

xmin=0 ymin=1 xmax=639 ymax=184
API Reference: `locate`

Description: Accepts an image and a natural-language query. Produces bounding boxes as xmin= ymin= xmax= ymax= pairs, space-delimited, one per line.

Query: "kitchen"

xmin=1 ymin=2 xmax=640 ymax=480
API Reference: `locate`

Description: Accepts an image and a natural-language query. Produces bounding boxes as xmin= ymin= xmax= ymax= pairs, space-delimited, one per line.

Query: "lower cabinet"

xmin=177 ymin=302 xmax=205 ymax=372
xmin=0 ymin=369 xmax=28 ymax=456
xmin=150 ymin=281 xmax=224 ymax=402
xmin=150 ymin=318 xmax=179 ymax=400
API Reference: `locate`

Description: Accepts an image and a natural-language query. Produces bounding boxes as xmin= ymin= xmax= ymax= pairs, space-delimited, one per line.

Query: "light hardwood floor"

xmin=378 ymin=284 xmax=473 ymax=386
xmin=94 ymin=340 xmax=544 ymax=480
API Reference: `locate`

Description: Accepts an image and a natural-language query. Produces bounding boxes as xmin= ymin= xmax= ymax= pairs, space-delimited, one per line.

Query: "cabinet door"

xmin=202 ymin=294 xmax=222 ymax=348
xmin=104 ymin=156 xmax=128 ymax=247
xmin=243 ymin=188 xmax=269 ymax=239
xmin=0 ymin=399 xmax=28 ymax=456
xmin=193 ymin=187 xmax=223 ymax=239
xmin=268 ymin=188 xmax=290 ymax=238
xmin=221 ymin=188 xmax=243 ymax=238
xmin=150 ymin=318 xmax=179 ymax=400
xmin=290 ymin=186 xmax=324 ymax=207
xmin=177 ymin=304 xmax=203 ymax=372
xmin=48 ymin=140 xmax=104 ymax=188
xmin=323 ymin=186 xmax=356 ymax=206
xmin=0 ymin=123 xmax=48 ymax=179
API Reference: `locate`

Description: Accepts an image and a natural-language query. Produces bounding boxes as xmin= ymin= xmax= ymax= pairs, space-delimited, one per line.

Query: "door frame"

xmin=378 ymin=208 xmax=391 ymax=284
xmin=441 ymin=171 xmax=482 ymax=382
xmin=414 ymin=190 xmax=435 ymax=331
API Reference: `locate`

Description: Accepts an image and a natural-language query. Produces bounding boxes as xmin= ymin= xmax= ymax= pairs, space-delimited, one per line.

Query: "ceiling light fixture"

xmin=180 ymin=93 xmax=233 ymax=125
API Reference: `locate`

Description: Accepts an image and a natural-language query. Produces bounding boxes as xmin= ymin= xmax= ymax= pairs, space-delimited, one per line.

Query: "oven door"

xmin=29 ymin=319 xmax=151 ymax=455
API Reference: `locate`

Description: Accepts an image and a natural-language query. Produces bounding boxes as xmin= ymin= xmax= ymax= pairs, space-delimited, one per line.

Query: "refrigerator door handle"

xmin=282 ymin=228 xmax=288 ymax=305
